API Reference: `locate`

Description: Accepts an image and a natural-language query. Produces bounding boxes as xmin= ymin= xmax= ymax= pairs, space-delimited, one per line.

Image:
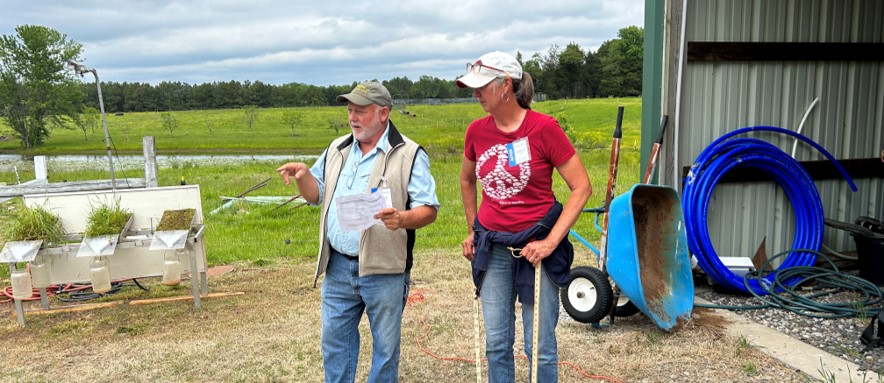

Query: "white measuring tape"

xmin=472 ymin=270 xmax=542 ymax=383
xmin=531 ymin=262 xmax=541 ymax=383
xmin=505 ymin=246 xmax=542 ymax=383
xmin=474 ymin=296 xmax=482 ymax=383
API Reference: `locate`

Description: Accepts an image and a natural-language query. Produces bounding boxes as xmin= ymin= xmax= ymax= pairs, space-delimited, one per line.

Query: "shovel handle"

xmin=654 ymin=115 xmax=669 ymax=144
xmin=600 ymin=106 xmax=625 ymax=270
xmin=643 ymin=115 xmax=670 ymax=184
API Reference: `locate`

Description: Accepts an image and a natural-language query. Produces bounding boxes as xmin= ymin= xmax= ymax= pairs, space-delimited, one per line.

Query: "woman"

xmin=457 ymin=51 xmax=591 ymax=382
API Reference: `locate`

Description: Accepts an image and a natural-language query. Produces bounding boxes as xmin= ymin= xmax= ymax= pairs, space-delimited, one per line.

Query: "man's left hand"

xmin=375 ymin=208 xmax=403 ymax=230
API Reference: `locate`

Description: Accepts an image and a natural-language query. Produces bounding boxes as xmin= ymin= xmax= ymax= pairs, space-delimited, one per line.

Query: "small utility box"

xmin=14 ymin=185 xmax=207 ymax=325
xmin=720 ymin=256 xmax=755 ymax=278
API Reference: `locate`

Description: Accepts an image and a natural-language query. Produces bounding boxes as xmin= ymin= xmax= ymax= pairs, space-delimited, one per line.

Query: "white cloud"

xmin=0 ymin=0 xmax=644 ymax=86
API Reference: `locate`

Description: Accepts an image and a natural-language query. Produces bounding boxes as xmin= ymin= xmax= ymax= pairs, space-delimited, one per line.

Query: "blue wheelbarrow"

xmin=564 ymin=184 xmax=694 ymax=331
xmin=561 ymin=111 xmax=694 ymax=331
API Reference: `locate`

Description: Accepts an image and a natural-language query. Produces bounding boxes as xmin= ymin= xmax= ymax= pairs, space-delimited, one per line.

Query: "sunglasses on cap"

xmin=466 ymin=60 xmax=509 ymax=78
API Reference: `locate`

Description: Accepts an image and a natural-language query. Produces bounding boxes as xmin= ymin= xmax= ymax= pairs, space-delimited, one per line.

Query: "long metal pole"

xmin=91 ymin=69 xmax=116 ymax=190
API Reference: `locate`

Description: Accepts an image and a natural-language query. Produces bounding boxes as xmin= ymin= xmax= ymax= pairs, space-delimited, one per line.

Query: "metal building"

xmin=640 ymin=0 xmax=883 ymax=261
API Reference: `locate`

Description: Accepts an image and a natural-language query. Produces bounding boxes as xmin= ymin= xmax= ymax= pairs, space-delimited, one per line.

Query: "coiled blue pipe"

xmin=683 ymin=126 xmax=857 ymax=294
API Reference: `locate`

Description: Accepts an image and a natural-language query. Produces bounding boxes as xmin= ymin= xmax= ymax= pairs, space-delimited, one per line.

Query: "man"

xmin=276 ymin=81 xmax=439 ymax=383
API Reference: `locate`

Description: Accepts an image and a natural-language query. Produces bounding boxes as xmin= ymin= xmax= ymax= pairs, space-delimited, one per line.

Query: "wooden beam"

xmin=143 ymin=136 xmax=158 ymax=188
xmin=13 ymin=301 xmax=123 ymax=316
xmin=127 ymin=292 xmax=245 ymax=306
xmin=11 ymin=292 xmax=245 ymax=316
xmin=0 ymin=179 xmax=44 ymax=203
xmin=0 ymin=178 xmax=145 ymax=197
xmin=687 ymin=42 xmax=884 ymax=62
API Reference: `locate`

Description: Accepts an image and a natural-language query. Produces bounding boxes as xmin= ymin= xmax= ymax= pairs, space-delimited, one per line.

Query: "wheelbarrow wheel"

xmin=614 ymin=296 xmax=640 ymax=317
xmin=560 ymin=266 xmax=613 ymax=324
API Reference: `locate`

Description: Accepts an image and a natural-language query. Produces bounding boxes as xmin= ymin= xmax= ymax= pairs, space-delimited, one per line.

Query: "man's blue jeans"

xmin=480 ymin=244 xmax=560 ymax=383
xmin=321 ymin=249 xmax=410 ymax=383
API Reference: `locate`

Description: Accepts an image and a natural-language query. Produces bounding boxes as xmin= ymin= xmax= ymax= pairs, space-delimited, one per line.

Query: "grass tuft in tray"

xmin=84 ymin=198 xmax=133 ymax=238
xmin=4 ymin=205 xmax=64 ymax=244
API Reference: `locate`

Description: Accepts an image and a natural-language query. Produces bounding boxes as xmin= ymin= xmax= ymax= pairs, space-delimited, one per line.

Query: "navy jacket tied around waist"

xmin=471 ymin=201 xmax=574 ymax=305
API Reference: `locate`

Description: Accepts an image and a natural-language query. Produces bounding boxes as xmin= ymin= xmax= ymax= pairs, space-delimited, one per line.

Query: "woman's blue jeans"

xmin=480 ymin=244 xmax=560 ymax=382
xmin=321 ymin=249 xmax=410 ymax=383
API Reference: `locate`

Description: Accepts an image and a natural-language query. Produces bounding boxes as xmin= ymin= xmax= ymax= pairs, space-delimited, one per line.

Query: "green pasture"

xmin=0 ymin=98 xmax=643 ymax=271
xmin=0 ymin=98 xmax=641 ymax=154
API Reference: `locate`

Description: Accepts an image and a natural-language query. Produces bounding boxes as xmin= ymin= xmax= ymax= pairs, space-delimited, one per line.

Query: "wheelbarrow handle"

xmin=579 ymin=206 xmax=607 ymax=238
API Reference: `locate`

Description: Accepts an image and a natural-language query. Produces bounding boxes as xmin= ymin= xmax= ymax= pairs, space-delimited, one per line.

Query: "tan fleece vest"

xmin=313 ymin=122 xmax=421 ymax=287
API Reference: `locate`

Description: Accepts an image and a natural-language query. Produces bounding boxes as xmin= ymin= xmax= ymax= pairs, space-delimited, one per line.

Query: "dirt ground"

xmin=0 ymin=249 xmax=816 ymax=383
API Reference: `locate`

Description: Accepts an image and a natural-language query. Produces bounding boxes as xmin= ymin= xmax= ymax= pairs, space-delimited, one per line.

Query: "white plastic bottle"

xmin=10 ymin=268 xmax=33 ymax=300
xmin=162 ymin=251 xmax=182 ymax=286
xmin=30 ymin=255 xmax=51 ymax=289
xmin=90 ymin=256 xmax=112 ymax=294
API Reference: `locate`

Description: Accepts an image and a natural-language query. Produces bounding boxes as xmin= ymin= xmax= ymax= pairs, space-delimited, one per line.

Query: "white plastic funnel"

xmin=0 ymin=240 xmax=44 ymax=262
xmin=150 ymin=230 xmax=190 ymax=250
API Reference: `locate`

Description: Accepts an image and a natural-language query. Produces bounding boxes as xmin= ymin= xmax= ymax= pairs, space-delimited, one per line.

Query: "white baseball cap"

xmin=455 ymin=51 xmax=523 ymax=89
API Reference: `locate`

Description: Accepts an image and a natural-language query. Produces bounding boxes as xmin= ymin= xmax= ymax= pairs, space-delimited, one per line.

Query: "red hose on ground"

xmin=2 ymin=285 xmax=58 ymax=302
xmin=1 ymin=282 xmax=111 ymax=303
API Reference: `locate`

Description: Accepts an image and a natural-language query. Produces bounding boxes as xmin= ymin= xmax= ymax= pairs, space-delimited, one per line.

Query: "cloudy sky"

xmin=1 ymin=0 xmax=643 ymax=87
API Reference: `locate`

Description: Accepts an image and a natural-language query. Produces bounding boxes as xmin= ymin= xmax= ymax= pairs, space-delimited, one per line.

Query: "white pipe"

xmin=673 ymin=0 xmax=688 ymax=191
xmin=791 ymin=97 xmax=820 ymax=158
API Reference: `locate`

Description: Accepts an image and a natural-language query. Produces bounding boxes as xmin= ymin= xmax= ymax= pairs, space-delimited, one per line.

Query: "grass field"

xmin=0 ymin=98 xmax=642 ymax=154
xmin=1 ymin=98 xmax=644 ymax=268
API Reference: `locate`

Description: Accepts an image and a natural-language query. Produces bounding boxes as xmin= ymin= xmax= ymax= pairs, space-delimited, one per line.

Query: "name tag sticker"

xmin=371 ymin=187 xmax=393 ymax=208
xmin=506 ymin=137 xmax=531 ymax=167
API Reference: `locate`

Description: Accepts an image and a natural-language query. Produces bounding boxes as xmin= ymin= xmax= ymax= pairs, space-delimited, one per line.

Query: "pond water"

xmin=0 ymin=154 xmax=318 ymax=173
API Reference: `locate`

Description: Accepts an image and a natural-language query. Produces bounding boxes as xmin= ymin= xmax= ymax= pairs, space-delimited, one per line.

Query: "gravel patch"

xmin=697 ymin=283 xmax=884 ymax=377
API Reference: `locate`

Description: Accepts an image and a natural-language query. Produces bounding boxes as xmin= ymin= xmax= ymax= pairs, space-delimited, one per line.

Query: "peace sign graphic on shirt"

xmin=475 ymin=144 xmax=531 ymax=200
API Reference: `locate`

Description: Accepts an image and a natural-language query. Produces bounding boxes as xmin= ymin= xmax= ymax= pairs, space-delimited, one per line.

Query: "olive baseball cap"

xmin=336 ymin=81 xmax=393 ymax=108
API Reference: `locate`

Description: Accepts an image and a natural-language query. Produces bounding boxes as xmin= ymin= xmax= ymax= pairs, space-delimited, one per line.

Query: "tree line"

xmin=1 ymin=25 xmax=642 ymax=148
xmin=79 ymin=26 xmax=644 ymax=113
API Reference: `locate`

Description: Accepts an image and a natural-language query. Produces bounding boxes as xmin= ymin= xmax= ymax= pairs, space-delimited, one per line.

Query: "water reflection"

xmin=0 ymin=154 xmax=317 ymax=172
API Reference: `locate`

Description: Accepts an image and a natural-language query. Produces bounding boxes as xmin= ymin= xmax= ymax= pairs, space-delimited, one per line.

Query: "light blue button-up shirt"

xmin=309 ymin=123 xmax=439 ymax=256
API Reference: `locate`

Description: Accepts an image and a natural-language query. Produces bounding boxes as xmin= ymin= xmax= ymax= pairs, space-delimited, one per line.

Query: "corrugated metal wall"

xmin=662 ymin=0 xmax=884 ymax=260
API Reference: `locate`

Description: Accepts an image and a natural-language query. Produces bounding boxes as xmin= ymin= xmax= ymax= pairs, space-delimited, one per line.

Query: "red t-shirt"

xmin=464 ymin=110 xmax=576 ymax=232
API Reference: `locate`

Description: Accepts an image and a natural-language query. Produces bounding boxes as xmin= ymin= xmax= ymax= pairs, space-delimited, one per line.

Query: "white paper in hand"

xmin=335 ymin=192 xmax=386 ymax=231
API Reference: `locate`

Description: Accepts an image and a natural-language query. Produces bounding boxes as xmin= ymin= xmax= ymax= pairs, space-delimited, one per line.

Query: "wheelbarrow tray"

xmin=606 ymin=184 xmax=694 ymax=331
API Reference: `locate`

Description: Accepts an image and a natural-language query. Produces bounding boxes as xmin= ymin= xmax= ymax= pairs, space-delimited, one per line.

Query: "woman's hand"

xmin=520 ymin=239 xmax=556 ymax=267
xmin=462 ymin=232 xmax=475 ymax=261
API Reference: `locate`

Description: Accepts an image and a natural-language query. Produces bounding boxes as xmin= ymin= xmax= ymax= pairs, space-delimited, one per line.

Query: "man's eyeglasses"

xmin=466 ymin=60 xmax=508 ymax=77
xmin=346 ymin=160 xmax=359 ymax=189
